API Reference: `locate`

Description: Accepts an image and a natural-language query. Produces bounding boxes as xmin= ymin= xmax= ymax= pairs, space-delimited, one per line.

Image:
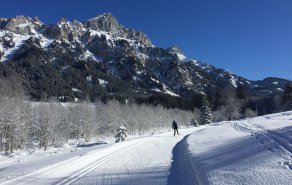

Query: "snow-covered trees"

xmin=213 ymin=106 xmax=227 ymax=122
xmin=33 ymin=103 xmax=58 ymax=150
xmin=75 ymin=102 xmax=97 ymax=142
xmin=0 ymin=97 xmax=16 ymax=154
xmin=191 ymin=108 xmax=200 ymax=126
xmin=0 ymin=97 xmax=30 ymax=154
xmin=0 ymin=98 xmax=194 ymax=154
xmin=200 ymin=96 xmax=213 ymax=125
xmin=115 ymin=125 xmax=128 ymax=143
xmin=221 ymin=90 xmax=242 ymax=120
xmin=244 ymin=108 xmax=257 ymax=118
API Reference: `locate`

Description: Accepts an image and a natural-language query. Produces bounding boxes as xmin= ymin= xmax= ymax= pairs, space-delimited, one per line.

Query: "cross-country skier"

xmin=172 ymin=120 xmax=179 ymax=136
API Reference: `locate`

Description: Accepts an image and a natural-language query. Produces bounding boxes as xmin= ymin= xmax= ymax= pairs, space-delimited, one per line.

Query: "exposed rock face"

xmin=84 ymin=13 xmax=152 ymax=46
xmin=85 ymin=13 xmax=122 ymax=34
xmin=0 ymin=15 xmax=43 ymax=34
xmin=0 ymin=13 xmax=289 ymax=109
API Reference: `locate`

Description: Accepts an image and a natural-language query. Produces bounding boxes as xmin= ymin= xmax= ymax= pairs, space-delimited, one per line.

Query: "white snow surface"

xmin=229 ymin=75 xmax=238 ymax=88
xmin=162 ymin=83 xmax=180 ymax=97
xmin=89 ymin=30 xmax=112 ymax=40
xmin=0 ymin=128 xmax=199 ymax=185
xmin=0 ymin=28 xmax=54 ymax=62
xmin=81 ymin=50 xmax=101 ymax=62
xmin=0 ymin=34 xmax=31 ymax=62
xmin=273 ymin=81 xmax=279 ymax=85
xmin=1 ymin=112 xmax=292 ymax=185
xmin=17 ymin=23 xmax=32 ymax=28
xmin=176 ymin=53 xmax=186 ymax=61
xmin=188 ymin=111 xmax=292 ymax=185
xmin=151 ymin=83 xmax=180 ymax=97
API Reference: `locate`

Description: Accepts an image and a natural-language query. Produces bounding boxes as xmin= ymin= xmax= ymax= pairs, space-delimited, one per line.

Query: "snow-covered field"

xmin=188 ymin=111 xmax=292 ymax=185
xmin=1 ymin=111 xmax=292 ymax=185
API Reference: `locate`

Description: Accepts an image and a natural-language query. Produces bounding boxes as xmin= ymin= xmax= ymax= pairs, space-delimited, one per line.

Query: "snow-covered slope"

xmin=188 ymin=111 xmax=292 ymax=185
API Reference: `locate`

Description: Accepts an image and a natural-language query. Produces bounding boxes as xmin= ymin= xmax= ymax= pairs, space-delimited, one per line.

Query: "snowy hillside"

xmin=188 ymin=111 xmax=292 ymax=185
xmin=0 ymin=111 xmax=292 ymax=185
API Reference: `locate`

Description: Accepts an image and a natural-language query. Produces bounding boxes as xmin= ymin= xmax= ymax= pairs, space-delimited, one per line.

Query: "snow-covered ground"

xmin=0 ymin=127 xmax=200 ymax=185
xmin=188 ymin=111 xmax=292 ymax=185
xmin=1 ymin=111 xmax=292 ymax=185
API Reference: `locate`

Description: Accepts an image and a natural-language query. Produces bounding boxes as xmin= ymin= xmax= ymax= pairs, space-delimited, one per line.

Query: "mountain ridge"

xmin=0 ymin=13 xmax=290 ymax=114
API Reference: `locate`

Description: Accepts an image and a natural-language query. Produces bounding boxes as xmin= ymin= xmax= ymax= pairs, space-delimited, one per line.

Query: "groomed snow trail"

xmin=188 ymin=111 xmax=292 ymax=185
xmin=1 ymin=128 xmax=199 ymax=185
xmin=69 ymin=128 xmax=199 ymax=185
xmin=233 ymin=120 xmax=292 ymax=171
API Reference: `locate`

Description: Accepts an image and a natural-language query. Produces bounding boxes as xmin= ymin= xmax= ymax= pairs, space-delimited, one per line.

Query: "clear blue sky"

xmin=1 ymin=0 xmax=291 ymax=80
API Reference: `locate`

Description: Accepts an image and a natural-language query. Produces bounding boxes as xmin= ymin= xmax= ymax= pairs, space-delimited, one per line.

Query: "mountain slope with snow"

xmin=0 ymin=14 xmax=289 ymax=107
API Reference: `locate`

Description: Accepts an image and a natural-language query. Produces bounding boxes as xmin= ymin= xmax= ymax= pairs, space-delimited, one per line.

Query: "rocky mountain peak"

xmin=8 ymin=15 xmax=32 ymax=23
xmin=97 ymin=12 xmax=118 ymax=23
xmin=166 ymin=46 xmax=187 ymax=61
xmin=0 ymin=15 xmax=43 ymax=34
xmin=84 ymin=13 xmax=152 ymax=46
xmin=167 ymin=46 xmax=182 ymax=52
xmin=57 ymin=17 xmax=68 ymax=25
xmin=85 ymin=13 xmax=122 ymax=35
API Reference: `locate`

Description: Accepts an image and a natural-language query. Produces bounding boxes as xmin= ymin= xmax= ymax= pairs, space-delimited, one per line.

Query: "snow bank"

xmin=187 ymin=112 xmax=292 ymax=185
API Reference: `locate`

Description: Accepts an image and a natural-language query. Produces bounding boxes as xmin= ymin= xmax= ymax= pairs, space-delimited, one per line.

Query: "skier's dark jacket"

xmin=172 ymin=121 xmax=178 ymax=129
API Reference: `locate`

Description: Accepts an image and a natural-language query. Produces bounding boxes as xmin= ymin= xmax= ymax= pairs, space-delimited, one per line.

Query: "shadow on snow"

xmin=167 ymin=134 xmax=198 ymax=185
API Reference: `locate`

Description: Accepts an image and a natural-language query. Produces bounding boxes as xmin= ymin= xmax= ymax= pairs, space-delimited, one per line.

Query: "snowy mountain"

xmin=0 ymin=14 xmax=290 ymax=109
xmin=251 ymin=77 xmax=288 ymax=94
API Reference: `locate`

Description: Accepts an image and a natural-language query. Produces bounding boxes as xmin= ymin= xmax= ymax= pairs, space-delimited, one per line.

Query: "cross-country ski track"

xmin=1 ymin=128 xmax=200 ymax=185
xmin=1 ymin=111 xmax=292 ymax=185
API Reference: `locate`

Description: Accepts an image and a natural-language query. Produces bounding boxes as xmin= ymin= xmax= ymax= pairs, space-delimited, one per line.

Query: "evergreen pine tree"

xmin=282 ymin=82 xmax=292 ymax=111
xmin=115 ymin=125 xmax=128 ymax=143
xmin=200 ymin=96 xmax=213 ymax=124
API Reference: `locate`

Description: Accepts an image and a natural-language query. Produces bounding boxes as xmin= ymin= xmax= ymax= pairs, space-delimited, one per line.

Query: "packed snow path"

xmin=1 ymin=128 xmax=199 ymax=185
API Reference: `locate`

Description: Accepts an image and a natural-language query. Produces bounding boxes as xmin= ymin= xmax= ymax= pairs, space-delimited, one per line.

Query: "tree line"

xmin=199 ymin=81 xmax=292 ymax=124
xmin=0 ymin=97 xmax=194 ymax=154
